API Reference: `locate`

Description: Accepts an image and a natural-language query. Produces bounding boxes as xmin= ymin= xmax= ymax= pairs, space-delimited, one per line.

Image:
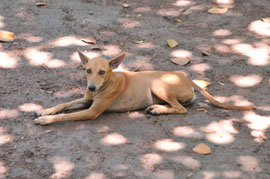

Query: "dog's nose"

xmin=88 ymin=85 xmax=96 ymax=92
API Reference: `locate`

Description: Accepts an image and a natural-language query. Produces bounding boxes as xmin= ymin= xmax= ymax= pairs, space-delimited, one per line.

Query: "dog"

xmin=34 ymin=50 xmax=256 ymax=125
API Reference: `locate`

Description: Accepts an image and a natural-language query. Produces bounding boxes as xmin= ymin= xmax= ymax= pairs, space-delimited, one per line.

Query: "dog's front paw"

xmin=35 ymin=110 xmax=44 ymax=117
xmin=34 ymin=116 xmax=53 ymax=125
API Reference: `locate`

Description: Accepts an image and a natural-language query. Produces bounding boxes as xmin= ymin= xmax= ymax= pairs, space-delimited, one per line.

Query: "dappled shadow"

xmin=0 ymin=0 xmax=269 ymax=178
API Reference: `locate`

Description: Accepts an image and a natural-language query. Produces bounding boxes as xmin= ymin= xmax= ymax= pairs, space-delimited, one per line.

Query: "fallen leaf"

xmin=125 ymin=14 xmax=130 ymax=18
xmin=202 ymin=51 xmax=209 ymax=56
xmin=167 ymin=39 xmax=178 ymax=48
xmin=207 ymin=7 xmax=228 ymax=14
xmin=204 ymin=109 xmax=208 ymax=113
xmin=136 ymin=40 xmax=144 ymax=44
xmin=196 ymin=108 xmax=205 ymax=111
xmin=3 ymin=172 xmax=9 ymax=175
xmin=261 ymin=17 xmax=270 ymax=23
xmin=122 ymin=3 xmax=130 ymax=8
xmin=230 ymin=146 xmax=237 ymax=149
xmin=193 ymin=80 xmax=211 ymax=88
xmin=218 ymin=82 xmax=225 ymax=86
xmin=202 ymin=129 xmax=213 ymax=133
xmin=13 ymin=42 xmax=19 ymax=45
xmin=36 ymin=2 xmax=48 ymax=6
xmin=45 ymin=90 xmax=53 ymax=94
xmin=187 ymin=173 xmax=192 ymax=178
xmin=176 ymin=18 xmax=182 ymax=22
xmin=136 ymin=14 xmax=142 ymax=18
xmin=0 ymin=30 xmax=15 ymax=42
xmin=81 ymin=37 xmax=96 ymax=44
xmin=91 ymin=46 xmax=102 ymax=50
xmin=45 ymin=129 xmax=55 ymax=133
xmin=220 ymin=76 xmax=226 ymax=79
xmin=192 ymin=143 xmax=211 ymax=155
xmin=169 ymin=58 xmax=190 ymax=66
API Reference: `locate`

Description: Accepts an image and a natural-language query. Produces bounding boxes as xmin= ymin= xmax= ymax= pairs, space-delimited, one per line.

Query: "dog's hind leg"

xmin=36 ymin=98 xmax=91 ymax=116
xmin=145 ymin=98 xmax=187 ymax=115
xmin=146 ymin=84 xmax=187 ymax=115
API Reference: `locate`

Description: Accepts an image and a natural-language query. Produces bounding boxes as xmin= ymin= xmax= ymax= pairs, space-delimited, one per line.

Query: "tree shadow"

xmin=0 ymin=0 xmax=269 ymax=178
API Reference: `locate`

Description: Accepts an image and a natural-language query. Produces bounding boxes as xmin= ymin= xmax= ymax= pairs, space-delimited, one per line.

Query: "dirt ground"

xmin=0 ymin=0 xmax=270 ymax=178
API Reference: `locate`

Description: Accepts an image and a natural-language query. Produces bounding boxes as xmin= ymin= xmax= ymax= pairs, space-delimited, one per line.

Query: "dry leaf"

xmin=202 ymin=129 xmax=213 ymax=133
xmin=136 ymin=40 xmax=144 ymax=44
xmin=207 ymin=7 xmax=228 ymax=14
xmin=193 ymin=80 xmax=211 ymax=88
xmin=187 ymin=173 xmax=192 ymax=178
xmin=218 ymin=82 xmax=225 ymax=86
xmin=167 ymin=39 xmax=178 ymax=48
xmin=91 ymin=46 xmax=102 ymax=50
xmin=176 ymin=18 xmax=182 ymax=22
xmin=122 ymin=3 xmax=130 ymax=8
xmin=192 ymin=143 xmax=211 ymax=155
xmin=261 ymin=17 xmax=270 ymax=23
xmin=0 ymin=30 xmax=15 ymax=42
xmin=136 ymin=14 xmax=142 ymax=18
xmin=3 ymin=172 xmax=9 ymax=175
xmin=202 ymin=51 xmax=209 ymax=56
xmin=220 ymin=76 xmax=226 ymax=79
xmin=125 ymin=14 xmax=130 ymax=18
xmin=45 ymin=90 xmax=53 ymax=94
xmin=36 ymin=3 xmax=48 ymax=6
xmin=169 ymin=58 xmax=190 ymax=66
xmin=81 ymin=37 xmax=96 ymax=44
xmin=45 ymin=129 xmax=55 ymax=133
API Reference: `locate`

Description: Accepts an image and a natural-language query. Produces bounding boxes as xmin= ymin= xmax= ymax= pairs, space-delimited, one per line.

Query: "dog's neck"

xmin=95 ymin=71 xmax=125 ymax=97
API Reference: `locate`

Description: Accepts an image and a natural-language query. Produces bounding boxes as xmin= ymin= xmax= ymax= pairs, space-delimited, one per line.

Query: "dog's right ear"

xmin=78 ymin=49 xmax=88 ymax=65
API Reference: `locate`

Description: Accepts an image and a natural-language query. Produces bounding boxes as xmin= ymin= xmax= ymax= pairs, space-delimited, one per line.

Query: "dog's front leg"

xmin=34 ymin=99 xmax=112 ymax=125
xmin=36 ymin=98 xmax=91 ymax=116
xmin=34 ymin=109 xmax=97 ymax=125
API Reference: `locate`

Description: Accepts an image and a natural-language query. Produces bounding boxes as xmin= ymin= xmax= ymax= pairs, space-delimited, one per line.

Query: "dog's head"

xmin=78 ymin=49 xmax=125 ymax=92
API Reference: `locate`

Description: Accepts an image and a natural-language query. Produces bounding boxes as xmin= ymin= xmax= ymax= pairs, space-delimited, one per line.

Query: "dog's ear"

xmin=78 ymin=49 xmax=89 ymax=65
xmin=109 ymin=54 xmax=125 ymax=69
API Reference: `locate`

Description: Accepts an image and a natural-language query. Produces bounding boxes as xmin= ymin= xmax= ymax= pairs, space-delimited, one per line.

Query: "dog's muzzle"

xmin=88 ymin=85 xmax=96 ymax=92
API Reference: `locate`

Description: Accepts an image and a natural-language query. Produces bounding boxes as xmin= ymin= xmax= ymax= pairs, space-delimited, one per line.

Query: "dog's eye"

xmin=86 ymin=69 xmax=91 ymax=74
xmin=99 ymin=70 xmax=105 ymax=75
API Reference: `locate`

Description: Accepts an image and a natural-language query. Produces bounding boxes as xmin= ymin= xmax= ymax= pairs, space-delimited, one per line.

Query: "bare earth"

xmin=0 ymin=0 xmax=270 ymax=178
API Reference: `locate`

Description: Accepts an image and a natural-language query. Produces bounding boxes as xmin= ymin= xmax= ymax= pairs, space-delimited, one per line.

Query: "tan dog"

xmin=34 ymin=50 xmax=256 ymax=125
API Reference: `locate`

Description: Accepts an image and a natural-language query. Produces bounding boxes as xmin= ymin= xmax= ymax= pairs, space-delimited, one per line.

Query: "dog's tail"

xmin=191 ymin=81 xmax=256 ymax=110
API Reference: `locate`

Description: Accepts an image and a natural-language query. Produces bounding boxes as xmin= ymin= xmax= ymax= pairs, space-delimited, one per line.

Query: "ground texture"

xmin=0 ymin=0 xmax=270 ymax=178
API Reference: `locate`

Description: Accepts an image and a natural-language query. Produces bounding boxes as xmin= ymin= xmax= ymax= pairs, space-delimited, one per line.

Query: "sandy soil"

xmin=0 ymin=0 xmax=270 ymax=178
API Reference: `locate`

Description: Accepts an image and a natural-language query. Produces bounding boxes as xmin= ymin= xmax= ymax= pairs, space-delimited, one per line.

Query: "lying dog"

xmin=34 ymin=50 xmax=256 ymax=125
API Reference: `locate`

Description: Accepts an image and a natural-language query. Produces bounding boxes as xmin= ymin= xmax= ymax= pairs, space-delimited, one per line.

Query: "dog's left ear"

xmin=109 ymin=54 xmax=125 ymax=69
xmin=78 ymin=49 xmax=89 ymax=65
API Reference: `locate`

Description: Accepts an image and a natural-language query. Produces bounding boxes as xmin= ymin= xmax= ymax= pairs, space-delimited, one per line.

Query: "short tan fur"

xmin=34 ymin=50 xmax=255 ymax=125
